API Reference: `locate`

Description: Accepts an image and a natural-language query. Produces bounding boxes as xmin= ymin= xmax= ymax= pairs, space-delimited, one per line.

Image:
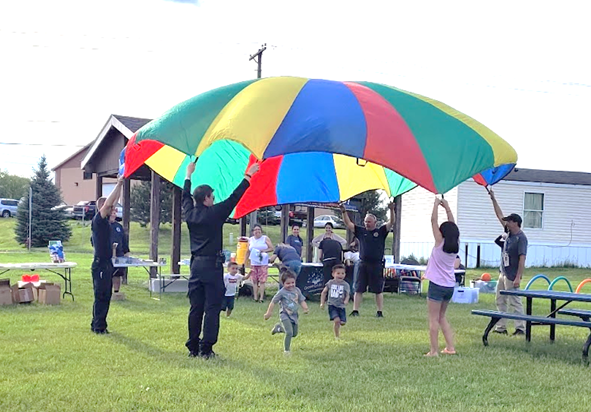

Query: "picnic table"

xmin=473 ymin=289 xmax=591 ymax=363
xmin=0 ymin=262 xmax=77 ymax=300
xmin=113 ymin=257 xmax=166 ymax=300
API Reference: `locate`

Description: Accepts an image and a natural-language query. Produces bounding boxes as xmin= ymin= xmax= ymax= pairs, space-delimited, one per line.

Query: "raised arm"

xmin=488 ymin=188 xmax=506 ymax=227
xmin=182 ymin=162 xmax=196 ymax=216
xmin=100 ymin=177 xmax=124 ymax=218
xmin=211 ymin=163 xmax=260 ymax=219
xmin=430 ymin=197 xmax=443 ymax=244
xmin=339 ymin=203 xmax=355 ymax=232
xmin=385 ymin=200 xmax=395 ymax=232
xmin=440 ymin=198 xmax=455 ymax=223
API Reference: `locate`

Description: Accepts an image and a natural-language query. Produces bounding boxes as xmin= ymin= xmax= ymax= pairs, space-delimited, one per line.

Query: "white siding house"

xmin=400 ymin=168 xmax=591 ymax=268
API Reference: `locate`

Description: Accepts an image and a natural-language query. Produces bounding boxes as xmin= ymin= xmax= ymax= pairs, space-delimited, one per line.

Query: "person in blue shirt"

xmin=285 ymin=225 xmax=304 ymax=258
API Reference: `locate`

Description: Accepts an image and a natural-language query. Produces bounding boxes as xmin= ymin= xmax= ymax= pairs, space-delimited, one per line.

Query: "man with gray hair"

xmin=340 ymin=202 xmax=395 ymax=317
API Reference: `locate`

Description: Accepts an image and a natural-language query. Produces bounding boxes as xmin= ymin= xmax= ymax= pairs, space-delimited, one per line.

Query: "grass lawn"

xmin=0 ymin=217 xmax=359 ymax=259
xmin=1 ymin=245 xmax=591 ymax=410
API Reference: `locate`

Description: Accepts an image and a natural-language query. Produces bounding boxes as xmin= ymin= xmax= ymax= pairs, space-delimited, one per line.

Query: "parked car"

xmin=72 ymin=201 xmax=97 ymax=220
xmin=313 ymin=214 xmax=345 ymax=229
xmin=51 ymin=202 xmax=75 ymax=219
xmin=0 ymin=198 xmax=19 ymax=218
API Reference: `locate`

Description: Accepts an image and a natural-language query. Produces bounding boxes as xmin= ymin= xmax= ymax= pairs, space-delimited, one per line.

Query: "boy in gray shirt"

xmin=320 ymin=264 xmax=350 ymax=339
xmin=264 ymin=269 xmax=309 ymax=354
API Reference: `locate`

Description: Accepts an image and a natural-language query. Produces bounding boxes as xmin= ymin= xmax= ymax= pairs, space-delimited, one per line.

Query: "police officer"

xmin=91 ymin=177 xmax=124 ymax=334
xmin=183 ymin=161 xmax=260 ymax=359
xmin=340 ymin=201 xmax=395 ymax=318
xmin=109 ymin=207 xmax=130 ymax=294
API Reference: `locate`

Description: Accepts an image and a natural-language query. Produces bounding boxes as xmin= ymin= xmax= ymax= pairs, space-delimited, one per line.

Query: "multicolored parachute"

xmin=122 ymin=77 xmax=517 ymax=216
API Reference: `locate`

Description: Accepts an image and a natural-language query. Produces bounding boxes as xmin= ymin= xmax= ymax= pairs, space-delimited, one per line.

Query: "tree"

xmin=14 ymin=156 xmax=72 ymax=247
xmin=130 ymin=180 xmax=174 ymax=227
xmin=357 ymin=190 xmax=388 ymax=221
xmin=335 ymin=190 xmax=388 ymax=222
xmin=0 ymin=171 xmax=30 ymax=199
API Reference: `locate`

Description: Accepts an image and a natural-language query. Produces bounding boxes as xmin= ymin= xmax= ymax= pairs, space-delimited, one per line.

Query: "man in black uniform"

xmin=109 ymin=208 xmax=130 ymax=294
xmin=340 ymin=201 xmax=395 ymax=318
xmin=183 ymin=161 xmax=260 ymax=359
xmin=91 ymin=177 xmax=124 ymax=334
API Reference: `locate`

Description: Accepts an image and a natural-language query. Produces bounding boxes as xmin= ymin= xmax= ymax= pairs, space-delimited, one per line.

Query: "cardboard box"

xmin=38 ymin=283 xmax=61 ymax=305
xmin=0 ymin=279 xmax=13 ymax=306
xmin=12 ymin=283 xmax=35 ymax=304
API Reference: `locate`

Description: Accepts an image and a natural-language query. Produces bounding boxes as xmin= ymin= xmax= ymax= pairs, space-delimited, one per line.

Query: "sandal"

xmin=441 ymin=348 xmax=457 ymax=355
xmin=424 ymin=352 xmax=439 ymax=357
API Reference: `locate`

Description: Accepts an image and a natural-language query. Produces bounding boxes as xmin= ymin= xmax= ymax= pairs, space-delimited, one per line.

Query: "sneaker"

xmin=350 ymin=310 xmax=359 ymax=317
xmin=376 ymin=311 xmax=384 ymax=318
xmin=188 ymin=351 xmax=200 ymax=358
xmin=200 ymin=351 xmax=216 ymax=360
xmin=512 ymin=329 xmax=525 ymax=337
xmin=284 ymin=350 xmax=291 ymax=356
xmin=271 ymin=323 xmax=285 ymax=335
xmin=493 ymin=329 xmax=508 ymax=335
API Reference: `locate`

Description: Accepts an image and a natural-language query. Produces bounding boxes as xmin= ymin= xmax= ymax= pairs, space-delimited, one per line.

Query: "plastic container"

xmin=236 ymin=237 xmax=249 ymax=265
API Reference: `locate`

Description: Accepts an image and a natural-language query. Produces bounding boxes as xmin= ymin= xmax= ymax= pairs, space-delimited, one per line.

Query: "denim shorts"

xmin=427 ymin=281 xmax=454 ymax=302
xmin=328 ymin=305 xmax=347 ymax=322
xmin=221 ymin=295 xmax=235 ymax=311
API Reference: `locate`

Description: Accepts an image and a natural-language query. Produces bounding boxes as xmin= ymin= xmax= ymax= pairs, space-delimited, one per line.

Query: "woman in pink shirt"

xmin=424 ymin=197 xmax=459 ymax=357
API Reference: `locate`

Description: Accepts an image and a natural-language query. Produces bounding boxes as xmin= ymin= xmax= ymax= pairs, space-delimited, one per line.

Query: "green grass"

xmin=2 ymin=249 xmax=591 ymax=411
xmin=0 ymin=218 xmax=360 ymax=259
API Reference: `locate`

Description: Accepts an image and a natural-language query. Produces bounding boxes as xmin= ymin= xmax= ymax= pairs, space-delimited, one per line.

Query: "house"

xmin=52 ymin=115 xmax=150 ymax=205
xmin=399 ymin=168 xmax=591 ymax=268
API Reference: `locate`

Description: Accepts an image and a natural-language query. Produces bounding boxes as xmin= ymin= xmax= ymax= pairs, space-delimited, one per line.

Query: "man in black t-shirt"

xmin=319 ymin=236 xmax=343 ymax=286
xmin=90 ymin=177 xmax=124 ymax=334
xmin=340 ymin=201 xmax=395 ymax=318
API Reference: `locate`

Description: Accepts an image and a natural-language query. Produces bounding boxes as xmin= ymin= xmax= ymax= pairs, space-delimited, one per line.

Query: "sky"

xmin=0 ymin=0 xmax=589 ymax=178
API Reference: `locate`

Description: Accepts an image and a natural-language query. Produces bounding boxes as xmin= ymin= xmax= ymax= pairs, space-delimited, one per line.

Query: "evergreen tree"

xmin=14 ymin=156 xmax=72 ymax=247
xmin=130 ymin=180 xmax=174 ymax=227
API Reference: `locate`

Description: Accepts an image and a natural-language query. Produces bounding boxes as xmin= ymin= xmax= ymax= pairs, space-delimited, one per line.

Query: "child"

xmin=424 ymin=197 xmax=460 ymax=357
xmin=320 ymin=264 xmax=350 ymax=339
xmin=222 ymin=262 xmax=246 ymax=317
xmin=264 ymin=268 xmax=309 ymax=355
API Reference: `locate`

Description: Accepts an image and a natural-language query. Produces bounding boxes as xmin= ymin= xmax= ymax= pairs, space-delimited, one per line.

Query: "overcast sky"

xmin=1 ymin=0 xmax=589 ymax=178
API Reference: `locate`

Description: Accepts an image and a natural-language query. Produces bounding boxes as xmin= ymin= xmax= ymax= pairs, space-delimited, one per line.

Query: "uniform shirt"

xmin=91 ymin=212 xmax=112 ymax=259
xmin=110 ymin=221 xmax=130 ymax=257
xmin=183 ymin=178 xmax=250 ymax=256
xmin=325 ymin=279 xmax=350 ymax=308
xmin=223 ymin=273 xmax=244 ymax=296
xmin=319 ymin=238 xmax=343 ymax=264
xmin=285 ymin=235 xmax=303 ymax=257
xmin=355 ymin=225 xmax=388 ymax=263
xmin=501 ymin=230 xmax=528 ymax=281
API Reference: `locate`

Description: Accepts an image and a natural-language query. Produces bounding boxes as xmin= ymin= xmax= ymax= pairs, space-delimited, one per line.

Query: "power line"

xmin=0 ymin=142 xmax=86 ymax=147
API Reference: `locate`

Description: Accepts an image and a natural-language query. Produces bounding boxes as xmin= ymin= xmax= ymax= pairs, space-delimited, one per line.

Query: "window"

xmin=524 ymin=192 xmax=544 ymax=229
xmin=83 ymin=171 xmax=93 ymax=180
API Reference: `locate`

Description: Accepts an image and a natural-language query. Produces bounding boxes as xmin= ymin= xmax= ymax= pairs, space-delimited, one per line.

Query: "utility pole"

xmin=243 ymin=44 xmax=267 ymax=237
